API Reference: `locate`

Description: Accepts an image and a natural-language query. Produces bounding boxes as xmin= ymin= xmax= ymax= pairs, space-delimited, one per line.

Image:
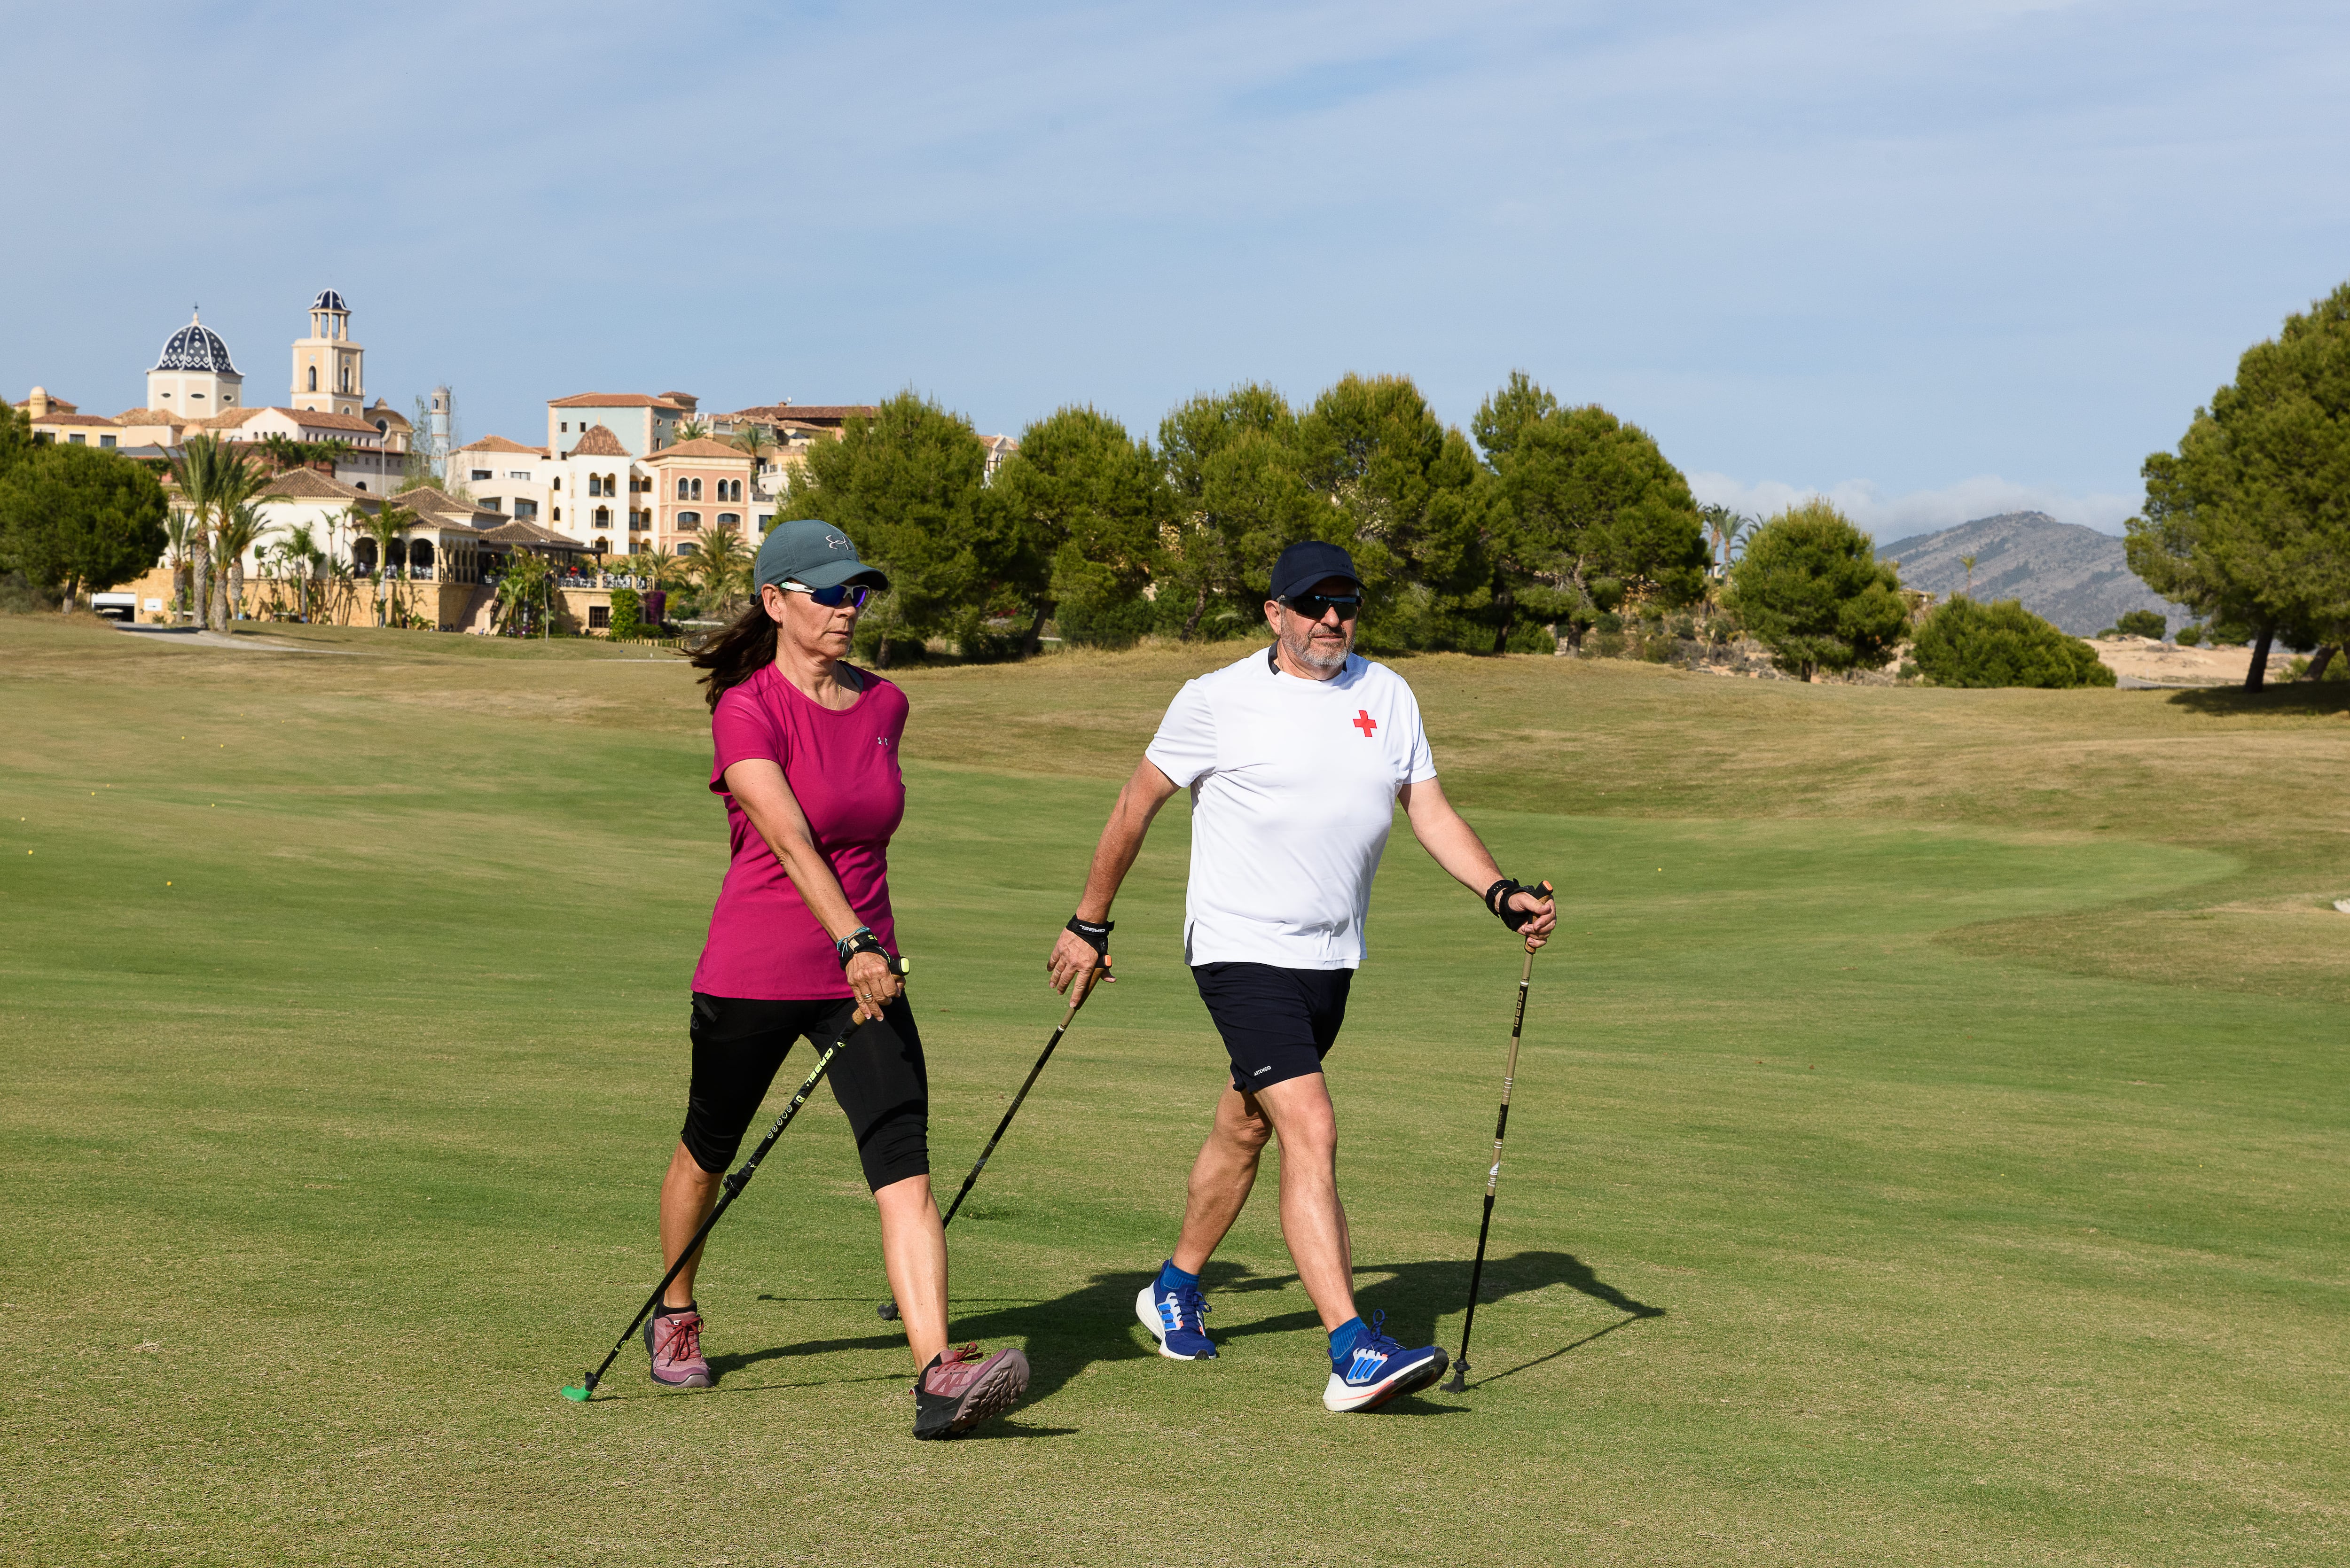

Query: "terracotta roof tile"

xmin=458 ymin=434 xmax=549 ymax=455
xmin=565 ymin=425 xmax=630 ymax=458
xmin=262 ymin=469 xmax=373 ymax=502
xmin=280 ymin=407 xmax=383 ymax=435
xmin=481 ymin=519 xmax=590 ymax=549
xmin=195 ymin=406 xmax=274 ymax=429
xmin=640 ymin=437 xmax=756 ymax=463
xmin=547 ymin=392 xmax=689 ymax=410
xmin=724 ymin=404 xmax=877 ymax=424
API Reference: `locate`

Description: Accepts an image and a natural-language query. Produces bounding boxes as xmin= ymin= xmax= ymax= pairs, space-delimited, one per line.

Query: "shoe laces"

xmin=1168 ymin=1283 xmax=1211 ymax=1330
xmin=1358 ymin=1310 xmax=1405 ymax=1361
xmin=654 ymin=1311 xmax=702 ymax=1363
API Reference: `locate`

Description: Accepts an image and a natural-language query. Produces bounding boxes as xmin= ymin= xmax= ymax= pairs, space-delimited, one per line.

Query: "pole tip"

xmin=1443 ymin=1363 xmax=1469 ymax=1394
xmin=560 ymin=1384 xmax=592 ymax=1402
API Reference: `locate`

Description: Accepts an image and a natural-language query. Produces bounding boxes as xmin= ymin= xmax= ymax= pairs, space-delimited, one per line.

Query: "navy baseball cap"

xmin=754 ymin=518 xmax=889 ymax=594
xmin=1268 ymin=540 xmax=1362 ymax=603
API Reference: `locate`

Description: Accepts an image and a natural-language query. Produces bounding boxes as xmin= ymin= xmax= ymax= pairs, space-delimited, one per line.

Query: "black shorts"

xmin=681 ymin=992 xmax=931 ymax=1192
xmin=1191 ymin=962 xmax=1354 ymax=1094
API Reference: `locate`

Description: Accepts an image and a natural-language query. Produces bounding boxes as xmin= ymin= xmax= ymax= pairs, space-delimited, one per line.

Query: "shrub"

xmin=1724 ymin=500 xmax=1907 ymax=679
xmin=2115 ymin=608 xmax=2167 ymax=639
xmin=608 ymin=587 xmax=642 ymax=640
xmin=2175 ymin=624 xmax=2204 ymax=647
xmin=1056 ymin=591 xmax=1155 ymax=650
xmin=1911 ymin=597 xmax=2117 ymax=688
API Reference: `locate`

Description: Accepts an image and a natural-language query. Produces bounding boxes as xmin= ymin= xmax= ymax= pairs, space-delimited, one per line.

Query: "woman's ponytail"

xmin=688 ymin=601 xmax=778 ymax=710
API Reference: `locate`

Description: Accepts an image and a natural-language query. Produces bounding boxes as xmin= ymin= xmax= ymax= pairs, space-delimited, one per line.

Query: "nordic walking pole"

xmin=877 ymin=957 xmax=1107 ymax=1320
xmin=561 ymin=957 xmax=910 ymax=1403
xmin=1444 ymin=889 xmax=1549 ymax=1395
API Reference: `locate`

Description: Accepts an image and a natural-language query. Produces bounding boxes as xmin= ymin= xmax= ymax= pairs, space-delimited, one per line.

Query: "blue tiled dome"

xmin=153 ymin=315 xmax=238 ymax=374
xmin=311 ymin=289 xmax=347 ymax=312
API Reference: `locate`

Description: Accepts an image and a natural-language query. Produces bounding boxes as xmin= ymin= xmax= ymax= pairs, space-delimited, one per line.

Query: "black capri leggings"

xmin=681 ymin=992 xmax=931 ymax=1192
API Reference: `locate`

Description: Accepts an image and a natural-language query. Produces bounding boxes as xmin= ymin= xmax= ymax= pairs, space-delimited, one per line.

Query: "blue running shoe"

xmin=1135 ymin=1275 xmax=1218 ymax=1360
xmin=1322 ymin=1311 xmax=1447 ymax=1411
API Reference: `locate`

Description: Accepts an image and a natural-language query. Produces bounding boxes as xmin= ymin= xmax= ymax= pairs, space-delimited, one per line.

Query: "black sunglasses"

xmin=1284 ymin=592 xmax=1361 ymax=622
xmin=782 ymin=580 xmax=872 ymax=609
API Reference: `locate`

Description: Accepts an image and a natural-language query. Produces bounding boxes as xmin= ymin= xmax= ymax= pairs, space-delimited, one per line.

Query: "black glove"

xmin=1483 ymin=879 xmax=1552 ymax=933
xmin=1065 ymin=916 xmax=1113 ymax=959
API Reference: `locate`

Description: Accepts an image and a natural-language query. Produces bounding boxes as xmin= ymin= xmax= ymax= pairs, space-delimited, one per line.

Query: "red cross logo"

xmin=1353 ymin=709 xmax=1378 ymax=738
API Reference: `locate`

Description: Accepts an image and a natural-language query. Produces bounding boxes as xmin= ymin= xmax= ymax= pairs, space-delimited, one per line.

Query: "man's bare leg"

xmin=1169 ymin=1074 xmax=1357 ymax=1333
xmin=1170 ymin=1084 xmax=1269 ymax=1275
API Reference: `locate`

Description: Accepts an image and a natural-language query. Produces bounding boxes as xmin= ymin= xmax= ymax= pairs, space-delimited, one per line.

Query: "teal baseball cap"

xmin=753 ymin=518 xmax=889 ymax=594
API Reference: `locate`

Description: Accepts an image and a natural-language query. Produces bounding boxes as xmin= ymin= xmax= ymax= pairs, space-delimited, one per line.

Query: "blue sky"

xmin=6 ymin=0 xmax=2344 ymax=537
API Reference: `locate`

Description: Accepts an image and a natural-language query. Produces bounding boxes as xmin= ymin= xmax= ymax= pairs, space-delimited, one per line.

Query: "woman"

xmin=652 ymin=518 xmax=1030 ymax=1440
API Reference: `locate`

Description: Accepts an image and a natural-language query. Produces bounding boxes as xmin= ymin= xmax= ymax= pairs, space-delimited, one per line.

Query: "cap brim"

xmin=792 ymin=559 xmax=890 ymax=593
xmin=1274 ymin=573 xmax=1362 ymax=601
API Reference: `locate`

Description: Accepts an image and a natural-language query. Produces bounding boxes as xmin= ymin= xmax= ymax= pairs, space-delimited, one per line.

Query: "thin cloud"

xmin=1687 ymin=472 xmax=2143 ymax=539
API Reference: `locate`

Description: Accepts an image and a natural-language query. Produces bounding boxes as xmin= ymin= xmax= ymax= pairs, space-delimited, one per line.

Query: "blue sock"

xmin=1158 ymin=1259 xmax=1200 ymax=1294
xmin=1328 ymin=1316 xmax=1368 ymax=1363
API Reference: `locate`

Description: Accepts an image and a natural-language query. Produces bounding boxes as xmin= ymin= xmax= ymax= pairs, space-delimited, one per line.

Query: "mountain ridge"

xmin=1875 ymin=512 xmax=2189 ymax=637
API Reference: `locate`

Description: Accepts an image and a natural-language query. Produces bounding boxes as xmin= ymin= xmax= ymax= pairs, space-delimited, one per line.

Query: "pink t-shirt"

xmin=690 ymin=663 xmax=909 ymax=1000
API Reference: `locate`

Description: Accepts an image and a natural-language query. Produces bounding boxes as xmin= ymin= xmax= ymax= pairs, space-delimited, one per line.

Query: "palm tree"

xmin=674 ymin=417 xmax=710 ymax=443
xmin=1699 ymin=503 xmax=1752 ymax=580
xmin=163 ymin=509 xmax=198 ymax=620
xmin=215 ymin=503 xmax=269 ymax=623
xmin=693 ymin=524 xmax=754 ymax=614
xmin=493 ymin=548 xmax=554 ymax=636
xmin=633 ymin=545 xmax=689 ymax=592
xmin=256 ymin=433 xmax=307 ymax=473
xmin=169 ymin=434 xmax=268 ymax=631
xmin=273 ymin=522 xmax=321 ymax=621
xmin=732 ymin=426 xmax=775 ymax=493
xmin=358 ymin=501 xmax=417 ymax=626
xmin=1959 ymin=554 xmax=1977 ymax=597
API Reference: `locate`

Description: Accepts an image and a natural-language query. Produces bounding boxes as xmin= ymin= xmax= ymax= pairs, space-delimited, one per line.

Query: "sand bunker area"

xmin=2090 ymin=634 xmax=2298 ymax=687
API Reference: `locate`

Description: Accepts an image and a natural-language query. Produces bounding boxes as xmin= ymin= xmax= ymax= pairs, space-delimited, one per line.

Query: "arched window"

xmin=587 ymin=474 xmax=601 ymax=498
xmin=410 ymin=539 xmax=435 ymax=570
xmin=690 ymin=477 xmax=704 ymax=501
xmin=593 ymin=537 xmax=610 ymax=554
xmin=677 ymin=543 xmax=697 ymax=556
xmin=595 ymin=506 xmax=611 ymax=526
xmin=386 ymin=539 xmax=407 ymax=569
xmin=730 ymin=479 xmax=744 ymax=502
xmin=340 ymin=364 xmax=351 ymax=392
xmin=307 ymin=366 xmax=318 ymax=391
xmin=717 ymin=513 xmax=739 ymax=528
xmin=352 ymin=539 xmax=377 ymax=572
xmin=677 ymin=511 xmax=701 ymax=530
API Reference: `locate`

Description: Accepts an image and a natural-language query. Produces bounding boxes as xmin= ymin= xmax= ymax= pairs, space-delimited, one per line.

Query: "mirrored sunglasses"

xmin=782 ymin=580 xmax=872 ymax=609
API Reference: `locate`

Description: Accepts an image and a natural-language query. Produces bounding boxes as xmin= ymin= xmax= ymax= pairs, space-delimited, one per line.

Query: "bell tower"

xmin=292 ymin=290 xmax=364 ymax=417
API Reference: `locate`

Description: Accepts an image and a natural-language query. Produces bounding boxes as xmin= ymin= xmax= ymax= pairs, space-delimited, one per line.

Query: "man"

xmin=1045 ymin=540 xmax=1556 ymax=1412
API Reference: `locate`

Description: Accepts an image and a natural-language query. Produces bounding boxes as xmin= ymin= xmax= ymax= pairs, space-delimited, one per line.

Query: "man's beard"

xmin=1282 ymin=618 xmax=1353 ymax=673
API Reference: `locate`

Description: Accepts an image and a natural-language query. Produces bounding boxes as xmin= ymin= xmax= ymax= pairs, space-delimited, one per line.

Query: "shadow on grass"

xmin=718 ymin=1249 xmax=1663 ymax=1415
xmin=2167 ymin=684 xmax=2350 ymax=717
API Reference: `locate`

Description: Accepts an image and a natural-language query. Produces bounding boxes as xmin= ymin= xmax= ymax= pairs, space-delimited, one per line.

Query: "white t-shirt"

xmin=1144 ymin=647 xmax=1438 ymax=970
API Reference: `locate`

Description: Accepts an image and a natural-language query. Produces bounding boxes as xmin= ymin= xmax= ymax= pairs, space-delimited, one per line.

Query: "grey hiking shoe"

xmin=912 ymin=1343 xmax=1030 ymax=1439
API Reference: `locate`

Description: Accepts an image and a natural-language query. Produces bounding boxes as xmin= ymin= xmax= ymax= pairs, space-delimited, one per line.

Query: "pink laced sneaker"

xmin=912 ymin=1343 xmax=1030 ymax=1439
xmin=644 ymin=1306 xmax=711 ymax=1388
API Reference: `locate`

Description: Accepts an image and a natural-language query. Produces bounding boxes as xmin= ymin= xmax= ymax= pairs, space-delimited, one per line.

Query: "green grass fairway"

xmin=5 ymin=617 xmax=2347 ymax=1565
